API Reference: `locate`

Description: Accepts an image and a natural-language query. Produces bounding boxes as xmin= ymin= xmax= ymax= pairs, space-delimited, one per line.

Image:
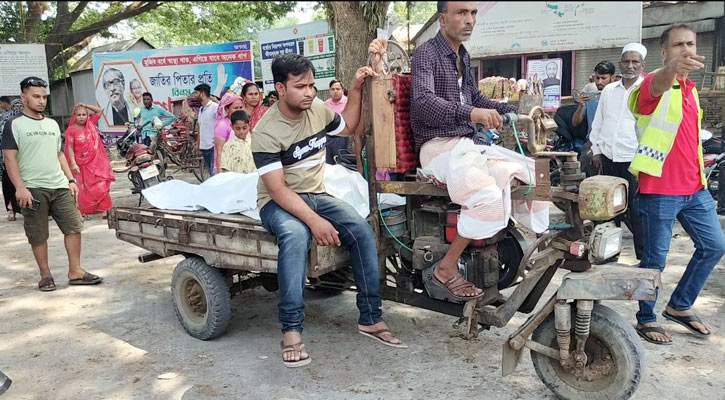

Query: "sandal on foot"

xmin=280 ymin=341 xmax=311 ymax=368
xmin=430 ymin=264 xmax=484 ymax=302
xmin=38 ymin=277 xmax=56 ymax=292
xmin=7 ymin=214 xmax=16 ymax=222
xmin=359 ymin=328 xmax=408 ymax=349
xmin=662 ymin=311 xmax=711 ymax=337
xmin=68 ymin=272 xmax=103 ymax=285
xmin=636 ymin=325 xmax=672 ymax=345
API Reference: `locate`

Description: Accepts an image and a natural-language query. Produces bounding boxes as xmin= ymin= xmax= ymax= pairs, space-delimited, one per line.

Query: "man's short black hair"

xmin=660 ymin=23 xmax=695 ymax=48
xmin=142 ymin=92 xmax=153 ymax=99
xmin=194 ymin=83 xmax=211 ymax=97
xmin=272 ymin=54 xmax=315 ymax=85
xmin=20 ymin=76 xmax=47 ymax=93
xmin=594 ymin=61 xmax=616 ymax=75
xmin=267 ymin=90 xmax=278 ymax=98
xmin=230 ymin=110 xmax=250 ymax=125
xmin=329 ymin=79 xmax=343 ymax=89
xmin=437 ymin=1 xmax=448 ymax=14
xmin=0 ymin=96 xmax=10 ymax=104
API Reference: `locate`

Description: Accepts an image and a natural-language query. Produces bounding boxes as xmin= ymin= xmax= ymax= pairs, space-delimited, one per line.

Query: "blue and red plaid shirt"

xmin=411 ymin=31 xmax=517 ymax=151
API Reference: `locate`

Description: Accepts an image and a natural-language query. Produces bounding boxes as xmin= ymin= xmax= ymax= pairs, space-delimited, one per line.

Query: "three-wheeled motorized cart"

xmin=108 ymin=47 xmax=660 ymax=400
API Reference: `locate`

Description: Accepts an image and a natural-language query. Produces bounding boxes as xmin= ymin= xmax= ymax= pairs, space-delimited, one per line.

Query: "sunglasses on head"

xmin=20 ymin=77 xmax=47 ymax=90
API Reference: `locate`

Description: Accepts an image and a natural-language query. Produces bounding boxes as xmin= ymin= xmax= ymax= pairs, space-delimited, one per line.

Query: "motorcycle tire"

xmin=531 ymin=303 xmax=643 ymax=400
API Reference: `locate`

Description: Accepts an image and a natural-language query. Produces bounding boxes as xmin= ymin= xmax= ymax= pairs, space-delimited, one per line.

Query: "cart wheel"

xmin=531 ymin=303 xmax=643 ymax=400
xmin=193 ymin=158 xmax=208 ymax=182
xmin=497 ymin=236 xmax=523 ymax=290
xmin=171 ymin=257 xmax=231 ymax=340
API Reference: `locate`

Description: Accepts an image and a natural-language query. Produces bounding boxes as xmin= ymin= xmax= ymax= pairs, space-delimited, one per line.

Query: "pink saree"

xmin=64 ymin=112 xmax=115 ymax=214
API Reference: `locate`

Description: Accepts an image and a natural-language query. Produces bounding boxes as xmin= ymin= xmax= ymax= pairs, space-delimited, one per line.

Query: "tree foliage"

xmin=130 ymin=2 xmax=297 ymax=79
xmin=389 ymin=2 xmax=437 ymax=25
xmin=0 ymin=1 xmax=296 ymax=79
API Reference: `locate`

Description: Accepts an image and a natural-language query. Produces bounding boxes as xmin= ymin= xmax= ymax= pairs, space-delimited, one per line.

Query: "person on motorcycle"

xmin=376 ymin=1 xmax=536 ymax=301
xmin=134 ymin=92 xmax=176 ymax=151
xmin=587 ymin=43 xmax=647 ymax=261
xmin=252 ymin=53 xmax=406 ymax=368
xmin=629 ymin=24 xmax=725 ymax=345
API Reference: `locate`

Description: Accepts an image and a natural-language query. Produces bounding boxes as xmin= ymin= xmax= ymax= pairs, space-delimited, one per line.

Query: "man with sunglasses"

xmin=2 ymin=77 xmax=103 ymax=292
xmin=101 ymin=68 xmax=133 ymax=126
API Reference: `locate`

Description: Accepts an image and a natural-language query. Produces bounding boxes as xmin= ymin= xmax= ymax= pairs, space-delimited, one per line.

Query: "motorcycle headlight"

xmin=589 ymin=222 xmax=623 ymax=262
xmin=578 ymin=176 xmax=629 ymax=220
xmin=613 ymin=184 xmax=626 ymax=211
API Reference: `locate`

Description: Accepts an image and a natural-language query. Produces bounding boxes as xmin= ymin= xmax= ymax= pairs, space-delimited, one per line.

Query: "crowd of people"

xmin=1 ymin=0 xmax=722 ymax=370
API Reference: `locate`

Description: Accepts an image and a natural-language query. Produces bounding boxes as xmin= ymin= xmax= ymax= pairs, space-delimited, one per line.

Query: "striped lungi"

xmin=419 ymin=137 xmax=549 ymax=239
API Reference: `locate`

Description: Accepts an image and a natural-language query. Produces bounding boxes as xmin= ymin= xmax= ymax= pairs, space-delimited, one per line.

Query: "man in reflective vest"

xmin=628 ymin=24 xmax=725 ymax=345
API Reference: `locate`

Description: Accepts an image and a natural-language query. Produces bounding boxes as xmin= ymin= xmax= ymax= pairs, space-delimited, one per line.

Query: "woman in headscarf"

xmin=64 ymin=103 xmax=115 ymax=219
xmin=128 ymin=79 xmax=144 ymax=107
xmin=213 ymin=92 xmax=244 ymax=173
xmin=0 ymin=99 xmax=22 ymax=221
xmin=241 ymin=82 xmax=269 ymax=132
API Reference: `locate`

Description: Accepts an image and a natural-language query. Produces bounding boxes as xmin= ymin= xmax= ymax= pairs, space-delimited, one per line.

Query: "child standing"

xmin=220 ymin=111 xmax=256 ymax=174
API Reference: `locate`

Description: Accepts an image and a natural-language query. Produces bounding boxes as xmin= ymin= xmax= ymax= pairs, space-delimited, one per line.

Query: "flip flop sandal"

xmin=430 ymin=264 xmax=484 ymax=302
xmin=359 ymin=328 xmax=408 ymax=349
xmin=280 ymin=341 xmax=311 ymax=368
xmin=38 ymin=277 xmax=56 ymax=292
xmin=662 ymin=311 xmax=712 ymax=337
xmin=68 ymin=272 xmax=103 ymax=285
xmin=636 ymin=325 xmax=672 ymax=345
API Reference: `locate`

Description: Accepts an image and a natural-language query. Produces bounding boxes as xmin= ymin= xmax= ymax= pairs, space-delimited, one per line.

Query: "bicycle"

xmin=155 ymin=120 xmax=207 ymax=182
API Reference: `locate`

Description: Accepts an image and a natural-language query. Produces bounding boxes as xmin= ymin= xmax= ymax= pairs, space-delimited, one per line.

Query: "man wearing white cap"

xmin=588 ymin=43 xmax=647 ymax=262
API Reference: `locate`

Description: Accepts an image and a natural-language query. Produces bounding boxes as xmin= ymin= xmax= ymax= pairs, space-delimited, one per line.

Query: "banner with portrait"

xmin=92 ymin=41 xmax=254 ymax=133
xmin=527 ymin=58 xmax=562 ymax=111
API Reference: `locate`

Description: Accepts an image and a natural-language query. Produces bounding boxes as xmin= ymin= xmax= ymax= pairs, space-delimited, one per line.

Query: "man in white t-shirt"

xmin=194 ymin=83 xmax=219 ymax=176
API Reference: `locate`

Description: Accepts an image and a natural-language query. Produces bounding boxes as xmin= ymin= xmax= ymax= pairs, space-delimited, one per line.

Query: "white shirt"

xmin=588 ymin=76 xmax=643 ymax=162
xmin=198 ymin=101 xmax=218 ymax=150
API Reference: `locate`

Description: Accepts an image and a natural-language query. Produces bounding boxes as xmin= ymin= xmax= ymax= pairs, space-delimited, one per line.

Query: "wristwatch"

xmin=69 ymin=179 xmax=76 ymax=184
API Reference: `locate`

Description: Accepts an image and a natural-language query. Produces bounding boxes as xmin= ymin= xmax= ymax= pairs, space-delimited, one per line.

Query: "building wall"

xmin=700 ymin=91 xmax=723 ymax=131
xmin=574 ymin=32 xmax=716 ymax=92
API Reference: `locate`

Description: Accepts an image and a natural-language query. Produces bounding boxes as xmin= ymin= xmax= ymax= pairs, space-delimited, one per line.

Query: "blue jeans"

xmin=200 ymin=148 xmax=214 ymax=177
xmin=260 ymin=193 xmax=383 ymax=333
xmin=636 ymin=189 xmax=725 ymax=324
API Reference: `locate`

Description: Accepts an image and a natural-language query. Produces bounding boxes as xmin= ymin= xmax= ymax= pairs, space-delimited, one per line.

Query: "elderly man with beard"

xmin=587 ymin=43 xmax=647 ymax=262
xmin=101 ymin=68 xmax=133 ymax=126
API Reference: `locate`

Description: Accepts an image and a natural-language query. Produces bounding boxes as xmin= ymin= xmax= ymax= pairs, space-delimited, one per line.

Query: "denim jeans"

xmin=260 ymin=193 xmax=383 ymax=333
xmin=200 ymin=148 xmax=214 ymax=177
xmin=636 ymin=189 xmax=725 ymax=324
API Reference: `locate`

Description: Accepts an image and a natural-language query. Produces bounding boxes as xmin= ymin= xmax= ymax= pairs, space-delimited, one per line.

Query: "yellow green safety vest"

xmin=627 ymin=77 xmax=706 ymax=187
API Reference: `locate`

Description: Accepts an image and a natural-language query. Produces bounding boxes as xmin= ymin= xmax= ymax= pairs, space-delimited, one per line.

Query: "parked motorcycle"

xmin=113 ymin=117 xmax=166 ymax=205
xmin=701 ymin=129 xmax=725 ymax=200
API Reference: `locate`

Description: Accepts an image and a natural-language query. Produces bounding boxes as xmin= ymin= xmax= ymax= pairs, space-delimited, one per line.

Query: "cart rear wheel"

xmin=193 ymin=157 xmax=208 ymax=182
xmin=171 ymin=257 xmax=231 ymax=340
xmin=531 ymin=303 xmax=643 ymax=400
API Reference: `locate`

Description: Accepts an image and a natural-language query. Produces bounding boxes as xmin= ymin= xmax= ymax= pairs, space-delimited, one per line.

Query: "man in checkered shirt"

xmin=370 ymin=2 xmax=551 ymax=301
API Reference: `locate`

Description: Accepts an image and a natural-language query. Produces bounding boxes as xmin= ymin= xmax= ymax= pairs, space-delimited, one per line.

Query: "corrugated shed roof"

xmin=70 ymin=37 xmax=153 ymax=73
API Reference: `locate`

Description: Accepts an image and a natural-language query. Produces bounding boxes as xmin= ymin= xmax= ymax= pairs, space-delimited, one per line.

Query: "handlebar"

xmin=503 ymin=108 xmax=556 ymax=154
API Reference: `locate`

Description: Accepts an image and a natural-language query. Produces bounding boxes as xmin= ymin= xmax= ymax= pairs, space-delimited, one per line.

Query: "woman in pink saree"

xmin=64 ymin=103 xmax=115 ymax=219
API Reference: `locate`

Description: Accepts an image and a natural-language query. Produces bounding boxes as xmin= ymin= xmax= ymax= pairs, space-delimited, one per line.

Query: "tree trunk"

xmin=24 ymin=1 xmax=49 ymax=43
xmin=329 ymin=2 xmax=390 ymax=90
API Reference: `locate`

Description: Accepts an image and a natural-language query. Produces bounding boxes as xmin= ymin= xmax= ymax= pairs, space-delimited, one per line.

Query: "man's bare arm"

xmin=650 ymin=53 xmax=705 ymax=98
xmin=2 ymin=149 xmax=32 ymax=207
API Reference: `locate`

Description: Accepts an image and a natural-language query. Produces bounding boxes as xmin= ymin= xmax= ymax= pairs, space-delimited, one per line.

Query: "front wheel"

xmin=171 ymin=257 xmax=231 ymax=340
xmin=531 ymin=303 xmax=643 ymax=400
